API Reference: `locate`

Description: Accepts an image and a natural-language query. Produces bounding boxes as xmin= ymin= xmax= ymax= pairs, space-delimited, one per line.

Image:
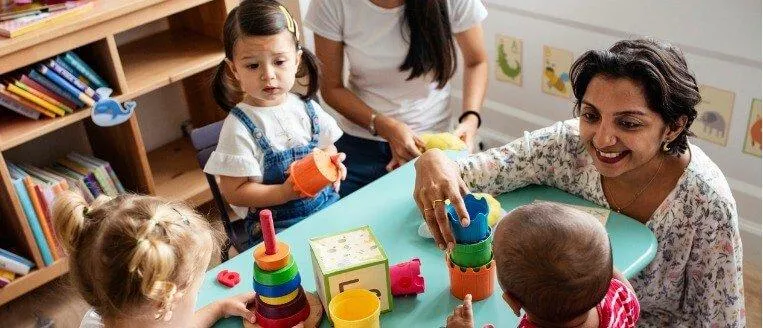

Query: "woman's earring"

xmin=662 ymin=140 xmax=671 ymax=152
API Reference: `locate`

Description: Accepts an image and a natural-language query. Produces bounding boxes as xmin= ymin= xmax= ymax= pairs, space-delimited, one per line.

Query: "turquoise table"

xmin=197 ymin=156 xmax=657 ymax=327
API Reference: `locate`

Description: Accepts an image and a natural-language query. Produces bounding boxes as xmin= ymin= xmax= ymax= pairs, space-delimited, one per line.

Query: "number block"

xmin=309 ymin=226 xmax=392 ymax=316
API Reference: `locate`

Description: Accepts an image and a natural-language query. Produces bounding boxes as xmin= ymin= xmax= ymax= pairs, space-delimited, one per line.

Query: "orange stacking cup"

xmin=290 ymin=148 xmax=339 ymax=197
xmin=447 ymin=255 xmax=496 ymax=301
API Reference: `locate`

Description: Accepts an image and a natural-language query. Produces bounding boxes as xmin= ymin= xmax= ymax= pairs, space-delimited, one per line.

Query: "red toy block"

xmin=217 ymin=269 xmax=241 ymax=288
xmin=390 ymin=257 xmax=425 ymax=296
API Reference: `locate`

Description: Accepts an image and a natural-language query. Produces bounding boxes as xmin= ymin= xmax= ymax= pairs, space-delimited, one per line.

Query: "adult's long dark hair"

xmin=399 ymin=0 xmax=457 ymax=89
xmin=211 ymin=0 xmax=321 ymax=111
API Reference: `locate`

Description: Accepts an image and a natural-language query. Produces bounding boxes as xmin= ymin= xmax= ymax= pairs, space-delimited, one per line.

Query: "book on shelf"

xmin=75 ymin=153 xmax=124 ymax=194
xmin=28 ymin=69 xmax=84 ymax=108
xmin=66 ymin=152 xmax=118 ymax=196
xmin=61 ymin=51 xmax=108 ymax=90
xmin=7 ymin=163 xmax=54 ymax=266
xmin=10 ymin=163 xmax=61 ymax=261
xmin=47 ymin=59 xmax=99 ymax=100
xmin=6 ymin=82 xmax=64 ymax=116
xmin=0 ymin=248 xmax=34 ymax=276
xmin=38 ymin=65 xmax=94 ymax=106
xmin=0 ymin=269 xmax=14 ymax=288
xmin=47 ymin=164 xmax=94 ymax=203
xmin=0 ymin=1 xmax=94 ymax=38
xmin=54 ymin=56 xmax=92 ymax=88
xmin=20 ymin=73 xmax=78 ymax=109
xmin=0 ymin=84 xmax=41 ymax=119
xmin=0 ymin=84 xmax=54 ymax=118
xmin=14 ymin=80 xmax=73 ymax=113
xmin=55 ymin=158 xmax=103 ymax=197
xmin=51 ymin=162 xmax=101 ymax=198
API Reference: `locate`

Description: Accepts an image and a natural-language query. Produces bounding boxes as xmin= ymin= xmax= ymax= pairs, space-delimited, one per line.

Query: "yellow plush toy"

xmin=472 ymin=193 xmax=505 ymax=227
xmin=420 ymin=132 xmax=467 ymax=151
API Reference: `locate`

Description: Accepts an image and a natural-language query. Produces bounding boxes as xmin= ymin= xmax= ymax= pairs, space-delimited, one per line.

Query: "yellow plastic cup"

xmin=328 ymin=289 xmax=381 ymax=328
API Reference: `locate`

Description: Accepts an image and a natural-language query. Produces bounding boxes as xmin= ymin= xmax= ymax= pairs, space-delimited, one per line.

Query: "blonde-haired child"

xmin=53 ymin=191 xmax=256 ymax=327
xmin=206 ymin=0 xmax=346 ymax=247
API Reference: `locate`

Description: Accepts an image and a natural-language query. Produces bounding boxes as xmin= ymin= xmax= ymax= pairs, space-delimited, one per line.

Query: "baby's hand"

xmin=331 ymin=152 xmax=347 ymax=192
xmin=217 ymin=292 xmax=257 ymax=324
xmin=446 ymin=294 xmax=474 ymax=328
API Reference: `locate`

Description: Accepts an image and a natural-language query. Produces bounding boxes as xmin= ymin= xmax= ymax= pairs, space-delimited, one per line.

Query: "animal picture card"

xmin=743 ymin=98 xmax=761 ymax=157
xmin=691 ymin=85 xmax=735 ymax=146
xmin=495 ymin=34 xmax=523 ymax=86
xmin=533 ymin=200 xmax=610 ymax=226
xmin=541 ymin=45 xmax=573 ymax=99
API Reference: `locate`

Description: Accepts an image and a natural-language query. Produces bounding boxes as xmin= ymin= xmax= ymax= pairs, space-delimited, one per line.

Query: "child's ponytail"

xmin=297 ymin=47 xmax=321 ymax=101
xmin=212 ymin=6 xmax=242 ymax=111
xmin=52 ymin=191 xmax=90 ymax=252
xmin=212 ymin=59 xmax=242 ymax=111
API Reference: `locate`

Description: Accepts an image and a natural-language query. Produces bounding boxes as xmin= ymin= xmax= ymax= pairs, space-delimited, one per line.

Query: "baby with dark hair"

xmin=446 ymin=202 xmax=640 ymax=328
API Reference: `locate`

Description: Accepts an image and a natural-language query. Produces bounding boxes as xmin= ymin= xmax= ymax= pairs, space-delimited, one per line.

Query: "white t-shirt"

xmin=203 ymin=93 xmax=343 ymax=218
xmin=304 ymin=0 xmax=487 ymax=141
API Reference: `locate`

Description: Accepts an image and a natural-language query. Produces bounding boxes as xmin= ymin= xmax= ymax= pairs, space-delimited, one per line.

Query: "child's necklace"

xmin=273 ymin=110 xmax=294 ymax=147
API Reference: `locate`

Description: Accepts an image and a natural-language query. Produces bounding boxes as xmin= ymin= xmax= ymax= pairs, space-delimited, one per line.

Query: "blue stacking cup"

xmin=447 ymin=194 xmax=490 ymax=244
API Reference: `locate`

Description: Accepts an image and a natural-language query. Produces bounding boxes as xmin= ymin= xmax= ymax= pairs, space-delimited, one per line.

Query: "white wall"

xmin=297 ymin=0 xmax=762 ymax=268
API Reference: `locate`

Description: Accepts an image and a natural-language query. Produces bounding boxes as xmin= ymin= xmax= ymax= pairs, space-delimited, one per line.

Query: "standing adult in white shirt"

xmin=305 ymin=0 xmax=488 ymax=196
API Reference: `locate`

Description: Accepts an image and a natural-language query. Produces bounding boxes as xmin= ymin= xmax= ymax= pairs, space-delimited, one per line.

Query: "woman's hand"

xmin=215 ymin=292 xmax=257 ymax=324
xmin=453 ymin=114 xmax=479 ymax=153
xmin=331 ymin=152 xmax=348 ymax=192
xmin=376 ymin=115 xmax=426 ymax=171
xmin=413 ymin=149 xmax=471 ymax=250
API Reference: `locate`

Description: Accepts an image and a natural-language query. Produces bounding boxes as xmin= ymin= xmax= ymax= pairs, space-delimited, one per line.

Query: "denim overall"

xmin=230 ymin=101 xmax=339 ymax=247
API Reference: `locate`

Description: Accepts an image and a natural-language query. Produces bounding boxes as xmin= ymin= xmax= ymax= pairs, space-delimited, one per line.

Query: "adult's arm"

xmin=452 ymin=24 xmax=488 ymax=152
xmin=681 ymin=198 xmax=745 ymax=326
xmin=314 ymin=35 xmax=424 ymax=169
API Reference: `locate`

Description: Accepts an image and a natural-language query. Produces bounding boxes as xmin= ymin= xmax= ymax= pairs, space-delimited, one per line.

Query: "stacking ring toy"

xmin=254 ymin=301 xmax=310 ymax=328
xmin=254 ymin=273 xmax=302 ymax=298
xmin=254 ymin=257 xmax=299 ymax=286
xmin=258 ymin=288 xmax=300 ymax=306
xmin=254 ymin=241 xmax=291 ymax=271
xmin=255 ymin=287 xmax=308 ymax=319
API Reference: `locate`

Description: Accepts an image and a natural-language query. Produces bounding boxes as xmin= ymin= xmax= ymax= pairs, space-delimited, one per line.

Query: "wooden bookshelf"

xmin=120 ymin=29 xmax=224 ymax=97
xmin=0 ymin=0 xmax=233 ymax=307
xmin=149 ymin=137 xmax=211 ymax=207
xmin=0 ymin=95 xmax=125 ymax=151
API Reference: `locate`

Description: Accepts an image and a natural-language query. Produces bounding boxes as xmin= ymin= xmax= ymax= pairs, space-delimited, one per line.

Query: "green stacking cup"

xmin=450 ymin=233 xmax=493 ymax=268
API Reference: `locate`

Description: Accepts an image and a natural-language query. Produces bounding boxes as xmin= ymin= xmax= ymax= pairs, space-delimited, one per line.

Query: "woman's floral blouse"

xmin=457 ymin=119 xmax=745 ymax=327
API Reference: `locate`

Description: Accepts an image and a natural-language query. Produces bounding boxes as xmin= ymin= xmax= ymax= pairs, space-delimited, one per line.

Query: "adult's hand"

xmin=413 ymin=149 xmax=471 ymax=250
xmin=376 ymin=115 xmax=426 ymax=171
xmin=453 ymin=114 xmax=479 ymax=153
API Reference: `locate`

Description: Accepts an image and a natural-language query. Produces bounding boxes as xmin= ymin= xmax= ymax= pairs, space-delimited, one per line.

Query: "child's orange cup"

xmin=289 ymin=148 xmax=339 ymax=197
xmin=328 ymin=289 xmax=381 ymax=328
xmin=446 ymin=254 xmax=496 ymax=301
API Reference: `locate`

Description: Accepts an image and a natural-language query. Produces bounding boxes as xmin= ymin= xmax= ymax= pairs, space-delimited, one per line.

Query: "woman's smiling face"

xmin=579 ymin=75 xmax=673 ymax=178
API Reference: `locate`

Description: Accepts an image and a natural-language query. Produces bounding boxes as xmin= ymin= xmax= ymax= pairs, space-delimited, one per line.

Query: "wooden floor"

xmin=0 ymin=209 xmax=760 ymax=327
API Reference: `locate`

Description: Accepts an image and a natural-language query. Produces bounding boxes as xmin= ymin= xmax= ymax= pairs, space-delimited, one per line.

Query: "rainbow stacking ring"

xmin=254 ymin=272 xmax=302 ymax=298
xmin=254 ymin=301 xmax=310 ymax=328
xmin=255 ymin=287 xmax=308 ymax=319
xmin=254 ymin=241 xmax=291 ymax=271
xmin=254 ymin=256 xmax=299 ymax=286
xmin=258 ymin=288 xmax=300 ymax=306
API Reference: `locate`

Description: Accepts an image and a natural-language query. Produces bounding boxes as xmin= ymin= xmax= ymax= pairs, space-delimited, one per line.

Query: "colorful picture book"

xmin=0 ymin=1 xmax=93 ymax=38
xmin=6 ymin=153 xmax=124 ymax=268
xmin=0 ymin=50 xmax=108 ymax=120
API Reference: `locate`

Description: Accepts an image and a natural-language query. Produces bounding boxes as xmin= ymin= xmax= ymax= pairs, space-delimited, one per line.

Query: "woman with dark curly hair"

xmin=414 ymin=38 xmax=745 ymax=327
